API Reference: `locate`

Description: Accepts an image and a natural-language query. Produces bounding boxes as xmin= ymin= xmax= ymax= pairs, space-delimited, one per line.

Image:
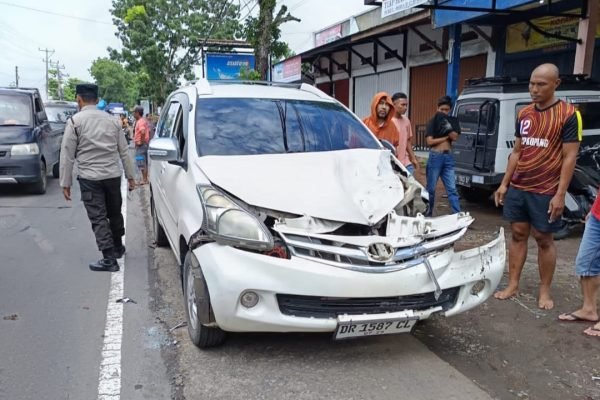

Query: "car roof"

xmin=0 ymin=87 xmax=39 ymax=95
xmin=45 ymin=100 xmax=77 ymax=106
xmin=461 ymin=75 xmax=600 ymax=95
xmin=188 ymin=80 xmax=335 ymax=103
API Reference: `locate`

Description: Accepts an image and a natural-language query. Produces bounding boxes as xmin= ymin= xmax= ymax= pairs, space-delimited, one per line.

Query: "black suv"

xmin=0 ymin=87 xmax=63 ymax=194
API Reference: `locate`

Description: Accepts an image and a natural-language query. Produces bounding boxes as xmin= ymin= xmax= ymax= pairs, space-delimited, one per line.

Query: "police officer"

xmin=60 ymin=83 xmax=136 ymax=272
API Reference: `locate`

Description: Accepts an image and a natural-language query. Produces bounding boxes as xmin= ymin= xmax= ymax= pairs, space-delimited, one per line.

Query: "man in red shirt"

xmin=558 ymin=193 xmax=600 ymax=337
xmin=494 ymin=64 xmax=581 ymax=310
xmin=133 ymin=106 xmax=150 ymax=185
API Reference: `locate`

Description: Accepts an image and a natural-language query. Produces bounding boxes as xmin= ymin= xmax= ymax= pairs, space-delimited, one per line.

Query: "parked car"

xmin=0 ymin=87 xmax=62 ymax=194
xmin=451 ymin=75 xmax=600 ymax=201
xmin=149 ymin=80 xmax=506 ymax=348
xmin=45 ymin=100 xmax=78 ymax=130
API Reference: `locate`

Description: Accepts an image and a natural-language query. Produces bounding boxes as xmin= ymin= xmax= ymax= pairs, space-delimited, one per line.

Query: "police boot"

xmin=114 ymin=245 xmax=126 ymax=259
xmin=89 ymin=249 xmax=120 ymax=272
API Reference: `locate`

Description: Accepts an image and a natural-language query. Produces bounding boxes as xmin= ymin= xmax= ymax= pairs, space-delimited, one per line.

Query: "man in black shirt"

xmin=425 ymin=95 xmax=461 ymax=216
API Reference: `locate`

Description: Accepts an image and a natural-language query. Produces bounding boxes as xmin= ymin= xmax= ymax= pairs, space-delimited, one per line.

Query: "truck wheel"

xmin=183 ymin=252 xmax=226 ymax=348
xmin=29 ymin=160 xmax=47 ymax=195
xmin=52 ymin=162 xmax=59 ymax=179
xmin=459 ymin=187 xmax=490 ymax=203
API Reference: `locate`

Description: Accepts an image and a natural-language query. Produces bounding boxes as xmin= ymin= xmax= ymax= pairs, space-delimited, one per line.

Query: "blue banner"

xmin=206 ymin=53 xmax=256 ymax=80
xmin=433 ymin=0 xmax=535 ymax=28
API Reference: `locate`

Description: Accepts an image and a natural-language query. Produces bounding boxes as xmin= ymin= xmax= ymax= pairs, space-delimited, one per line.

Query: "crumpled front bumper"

xmin=193 ymin=229 xmax=505 ymax=333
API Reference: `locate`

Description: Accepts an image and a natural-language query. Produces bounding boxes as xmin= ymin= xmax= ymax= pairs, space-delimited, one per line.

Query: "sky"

xmin=0 ymin=0 xmax=373 ymax=96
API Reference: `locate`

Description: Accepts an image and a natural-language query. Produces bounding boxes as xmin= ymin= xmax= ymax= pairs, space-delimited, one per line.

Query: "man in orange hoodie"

xmin=362 ymin=92 xmax=399 ymax=149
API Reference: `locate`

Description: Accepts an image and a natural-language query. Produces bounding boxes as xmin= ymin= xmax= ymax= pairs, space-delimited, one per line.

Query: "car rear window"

xmin=0 ymin=94 xmax=32 ymax=126
xmin=46 ymin=105 xmax=78 ymax=123
xmin=195 ymin=98 xmax=380 ymax=156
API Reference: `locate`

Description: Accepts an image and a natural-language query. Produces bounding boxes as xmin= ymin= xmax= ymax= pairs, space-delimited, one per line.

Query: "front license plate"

xmin=334 ymin=316 xmax=418 ymax=340
xmin=456 ymin=174 xmax=471 ymax=187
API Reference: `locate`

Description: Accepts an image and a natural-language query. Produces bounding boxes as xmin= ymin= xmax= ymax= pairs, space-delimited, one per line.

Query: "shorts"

xmin=575 ymin=214 xmax=600 ymax=277
xmin=135 ymin=144 xmax=148 ymax=168
xmin=502 ymin=187 xmax=562 ymax=233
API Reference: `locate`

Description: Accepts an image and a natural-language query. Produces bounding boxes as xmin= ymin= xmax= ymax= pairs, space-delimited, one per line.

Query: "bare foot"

xmin=494 ymin=286 xmax=518 ymax=300
xmin=538 ymin=293 xmax=554 ymax=310
xmin=558 ymin=310 xmax=599 ymax=322
xmin=583 ymin=323 xmax=600 ymax=337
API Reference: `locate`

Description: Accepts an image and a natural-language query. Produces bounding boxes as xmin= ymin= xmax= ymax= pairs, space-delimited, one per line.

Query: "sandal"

xmin=558 ymin=313 xmax=599 ymax=323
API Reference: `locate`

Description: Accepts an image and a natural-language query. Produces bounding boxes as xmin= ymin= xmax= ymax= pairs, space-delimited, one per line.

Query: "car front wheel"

xmin=29 ymin=160 xmax=47 ymax=194
xmin=151 ymin=196 xmax=169 ymax=247
xmin=183 ymin=251 xmax=226 ymax=348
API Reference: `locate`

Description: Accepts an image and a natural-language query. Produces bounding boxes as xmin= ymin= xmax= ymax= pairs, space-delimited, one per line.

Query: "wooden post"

xmin=574 ymin=0 xmax=598 ymax=76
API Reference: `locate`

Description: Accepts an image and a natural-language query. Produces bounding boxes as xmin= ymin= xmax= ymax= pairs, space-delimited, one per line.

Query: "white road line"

xmin=97 ymin=178 xmax=127 ymax=400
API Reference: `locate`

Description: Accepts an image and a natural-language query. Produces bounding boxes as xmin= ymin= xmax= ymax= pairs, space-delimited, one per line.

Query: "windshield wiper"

xmin=276 ymin=101 xmax=290 ymax=153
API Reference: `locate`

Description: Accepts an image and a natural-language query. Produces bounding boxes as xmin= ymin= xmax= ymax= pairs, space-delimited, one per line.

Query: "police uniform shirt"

xmin=59 ymin=105 xmax=136 ymax=187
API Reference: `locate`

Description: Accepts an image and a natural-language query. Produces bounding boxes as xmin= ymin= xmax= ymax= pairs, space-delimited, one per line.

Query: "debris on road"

xmin=592 ymin=376 xmax=600 ymax=381
xmin=2 ymin=314 xmax=18 ymax=320
xmin=116 ymin=297 xmax=137 ymax=304
xmin=169 ymin=321 xmax=187 ymax=332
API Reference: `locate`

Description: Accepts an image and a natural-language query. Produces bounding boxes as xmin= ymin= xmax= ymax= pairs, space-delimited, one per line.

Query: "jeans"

xmin=575 ymin=214 xmax=600 ymax=277
xmin=425 ymin=151 xmax=461 ymax=216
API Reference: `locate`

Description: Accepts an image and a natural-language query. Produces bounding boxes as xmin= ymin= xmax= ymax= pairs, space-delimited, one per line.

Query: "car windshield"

xmin=455 ymin=99 xmax=497 ymax=135
xmin=46 ymin=105 xmax=77 ymax=123
xmin=0 ymin=94 xmax=32 ymax=126
xmin=195 ymin=98 xmax=380 ymax=156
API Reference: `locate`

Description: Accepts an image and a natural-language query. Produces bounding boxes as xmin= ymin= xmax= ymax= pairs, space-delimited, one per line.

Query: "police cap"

xmin=75 ymin=83 xmax=98 ymax=98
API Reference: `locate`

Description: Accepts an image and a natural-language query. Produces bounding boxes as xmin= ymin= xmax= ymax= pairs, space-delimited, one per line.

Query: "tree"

xmin=89 ymin=58 xmax=140 ymax=107
xmin=109 ymin=0 xmax=242 ymax=103
xmin=48 ymin=72 xmax=84 ymax=101
xmin=244 ymin=0 xmax=300 ymax=80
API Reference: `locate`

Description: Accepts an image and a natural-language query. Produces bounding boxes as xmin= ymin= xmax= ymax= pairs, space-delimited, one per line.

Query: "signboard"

xmin=506 ymin=8 xmax=600 ymax=54
xmin=433 ymin=0 xmax=534 ymax=28
xmin=381 ymin=0 xmax=427 ymax=18
xmin=273 ymin=56 xmax=302 ymax=83
xmin=315 ymin=24 xmax=342 ymax=47
xmin=205 ymin=53 xmax=255 ymax=80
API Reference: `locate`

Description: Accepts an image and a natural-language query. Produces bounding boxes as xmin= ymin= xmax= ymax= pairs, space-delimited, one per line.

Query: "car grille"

xmin=277 ymin=228 xmax=467 ymax=273
xmin=0 ymin=167 xmax=18 ymax=175
xmin=277 ymin=287 xmax=460 ymax=319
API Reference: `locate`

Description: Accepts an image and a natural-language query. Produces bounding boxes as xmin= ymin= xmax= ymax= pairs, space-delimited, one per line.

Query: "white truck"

xmin=451 ymin=76 xmax=600 ymax=201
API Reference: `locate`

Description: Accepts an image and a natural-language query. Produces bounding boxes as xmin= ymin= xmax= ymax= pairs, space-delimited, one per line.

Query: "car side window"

xmin=34 ymin=97 xmax=43 ymax=113
xmin=171 ymin=106 xmax=186 ymax=159
xmin=157 ymin=102 xmax=179 ymax=138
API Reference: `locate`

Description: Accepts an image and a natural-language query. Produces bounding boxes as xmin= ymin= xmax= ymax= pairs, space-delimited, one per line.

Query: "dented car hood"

xmin=196 ymin=149 xmax=403 ymax=225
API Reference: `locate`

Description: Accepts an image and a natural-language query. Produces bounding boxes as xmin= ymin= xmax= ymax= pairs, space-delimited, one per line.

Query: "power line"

xmin=0 ymin=1 xmax=113 ymax=25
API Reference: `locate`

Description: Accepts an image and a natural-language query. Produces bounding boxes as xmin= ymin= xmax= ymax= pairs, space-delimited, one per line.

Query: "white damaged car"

xmin=148 ymin=80 xmax=506 ymax=348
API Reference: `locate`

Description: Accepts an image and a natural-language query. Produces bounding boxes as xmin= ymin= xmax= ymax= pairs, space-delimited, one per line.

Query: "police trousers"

xmin=78 ymin=177 xmax=124 ymax=251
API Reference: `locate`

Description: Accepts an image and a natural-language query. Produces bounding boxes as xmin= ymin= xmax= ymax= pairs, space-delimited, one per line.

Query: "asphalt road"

xmin=0 ymin=177 xmax=170 ymax=400
xmin=0 ymin=176 xmax=496 ymax=400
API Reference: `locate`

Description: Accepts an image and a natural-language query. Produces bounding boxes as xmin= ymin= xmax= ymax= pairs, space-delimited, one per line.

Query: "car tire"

xmin=151 ymin=197 xmax=169 ymax=247
xmin=183 ymin=252 xmax=226 ymax=348
xmin=30 ymin=160 xmax=47 ymax=195
xmin=52 ymin=162 xmax=59 ymax=179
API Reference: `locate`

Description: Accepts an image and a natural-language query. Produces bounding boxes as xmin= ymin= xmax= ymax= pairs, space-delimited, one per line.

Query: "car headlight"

xmin=197 ymin=185 xmax=273 ymax=250
xmin=11 ymin=143 xmax=39 ymax=156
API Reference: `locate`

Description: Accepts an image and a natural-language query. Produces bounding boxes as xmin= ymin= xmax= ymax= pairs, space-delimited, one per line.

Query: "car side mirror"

xmin=148 ymin=137 xmax=180 ymax=163
xmin=36 ymin=111 xmax=47 ymax=123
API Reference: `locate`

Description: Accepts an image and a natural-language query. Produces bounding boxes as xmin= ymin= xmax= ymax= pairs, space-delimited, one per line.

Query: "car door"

xmin=33 ymin=95 xmax=57 ymax=167
xmin=156 ymin=95 xmax=189 ymax=244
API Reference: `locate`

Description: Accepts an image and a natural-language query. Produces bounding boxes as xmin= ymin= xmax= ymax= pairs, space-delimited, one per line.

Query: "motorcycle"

xmin=555 ymin=143 xmax=600 ymax=240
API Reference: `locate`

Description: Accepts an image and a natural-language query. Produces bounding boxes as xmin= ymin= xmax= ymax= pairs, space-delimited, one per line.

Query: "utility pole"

xmin=38 ymin=48 xmax=55 ymax=99
xmin=15 ymin=66 xmax=19 ymax=88
xmin=51 ymin=60 xmax=66 ymax=100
